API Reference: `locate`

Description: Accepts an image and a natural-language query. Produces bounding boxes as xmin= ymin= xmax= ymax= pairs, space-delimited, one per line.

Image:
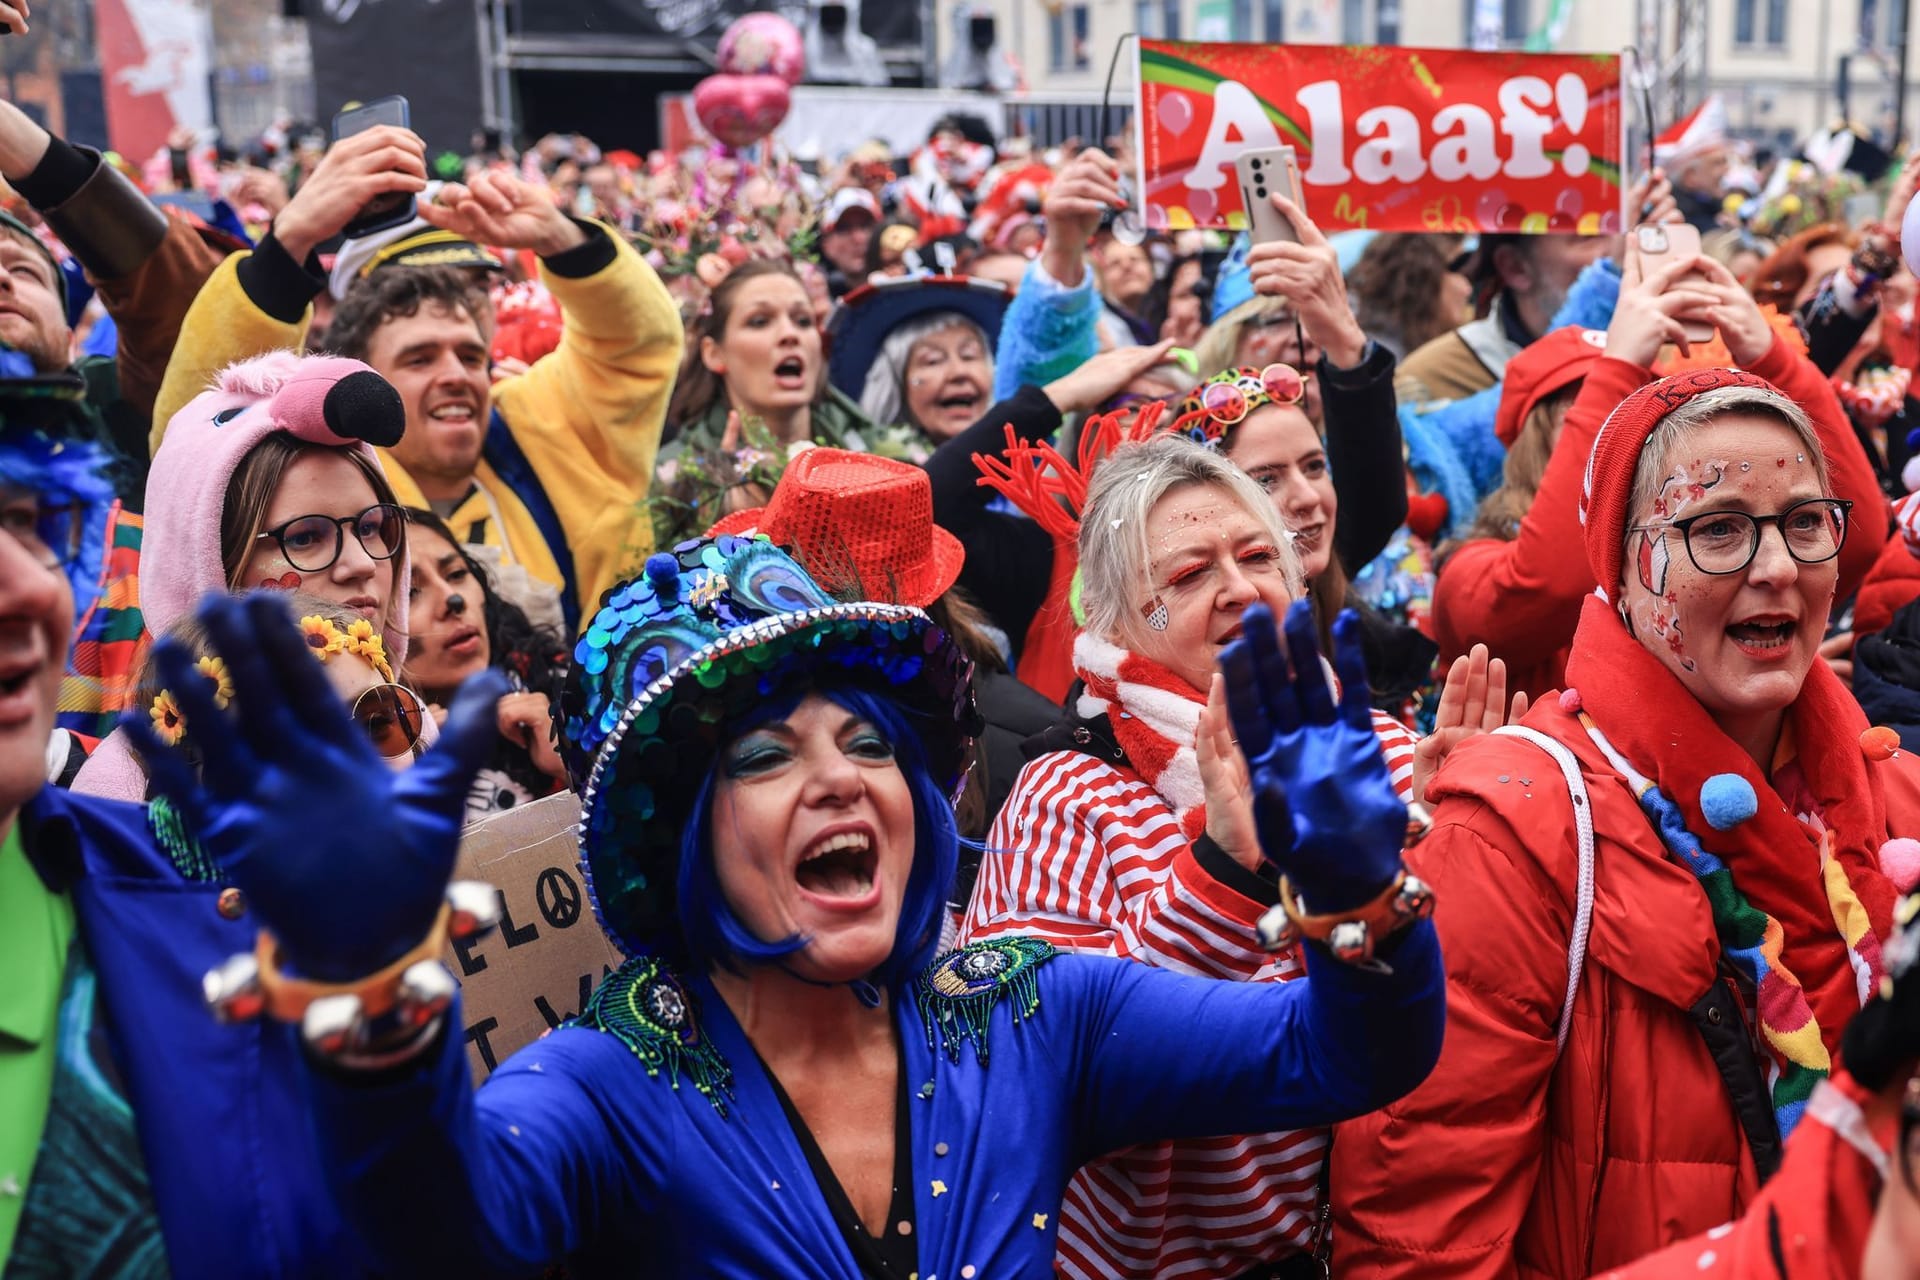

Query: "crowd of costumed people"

xmin=6 ymin=0 xmax=1920 ymax=1275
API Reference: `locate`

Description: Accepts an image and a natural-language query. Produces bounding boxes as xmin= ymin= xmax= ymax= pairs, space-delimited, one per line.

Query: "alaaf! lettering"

xmin=1185 ymin=72 xmax=1593 ymax=194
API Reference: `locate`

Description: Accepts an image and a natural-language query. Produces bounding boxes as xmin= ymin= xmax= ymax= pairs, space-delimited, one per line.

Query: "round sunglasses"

xmin=351 ymin=681 xmax=426 ymax=759
xmin=1198 ymin=363 xmax=1307 ymax=427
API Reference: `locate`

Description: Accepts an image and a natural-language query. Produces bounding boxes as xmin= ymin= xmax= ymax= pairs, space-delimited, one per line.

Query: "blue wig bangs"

xmin=0 ymin=429 xmax=115 ymax=610
xmin=676 ymin=683 xmax=961 ymax=991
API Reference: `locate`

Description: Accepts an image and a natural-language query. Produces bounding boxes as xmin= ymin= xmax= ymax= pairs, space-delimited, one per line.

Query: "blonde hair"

xmin=1078 ymin=434 xmax=1302 ymax=650
xmin=1458 ymin=387 xmax=1579 ymax=546
xmin=1626 ymin=386 xmax=1827 ymax=530
xmin=1192 ymin=294 xmax=1294 ymax=375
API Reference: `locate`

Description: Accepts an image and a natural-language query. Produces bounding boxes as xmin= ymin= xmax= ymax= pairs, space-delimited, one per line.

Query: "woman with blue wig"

xmin=122 ymin=533 xmax=1446 ymax=1279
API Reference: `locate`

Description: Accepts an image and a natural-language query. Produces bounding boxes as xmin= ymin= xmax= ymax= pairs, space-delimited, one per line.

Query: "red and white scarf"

xmin=1073 ymin=633 xmax=1211 ymax=841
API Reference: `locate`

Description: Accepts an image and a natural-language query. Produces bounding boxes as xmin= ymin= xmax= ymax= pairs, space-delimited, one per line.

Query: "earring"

xmin=1141 ymin=598 xmax=1170 ymax=632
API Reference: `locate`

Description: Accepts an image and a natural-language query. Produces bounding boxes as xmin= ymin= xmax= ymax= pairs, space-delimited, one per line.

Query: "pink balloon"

xmin=1186 ymin=186 xmax=1217 ymax=224
xmin=1157 ymin=93 xmax=1194 ymax=137
xmin=693 ymin=74 xmax=793 ymax=150
xmin=716 ymin=13 xmax=806 ymax=86
xmin=1146 ymin=203 xmax=1169 ymax=230
xmin=1554 ymin=187 xmax=1583 ymax=217
xmin=1474 ymin=189 xmax=1508 ymax=227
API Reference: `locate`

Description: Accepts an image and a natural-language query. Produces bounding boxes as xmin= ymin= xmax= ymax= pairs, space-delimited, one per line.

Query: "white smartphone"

xmin=1234 ymin=147 xmax=1303 ymax=244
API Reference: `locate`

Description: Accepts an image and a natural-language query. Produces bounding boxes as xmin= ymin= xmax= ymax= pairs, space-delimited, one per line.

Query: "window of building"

xmin=1503 ymin=0 xmax=1529 ymax=42
xmin=1049 ymin=7 xmax=1068 ymax=69
xmin=1233 ymin=0 xmax=1254 ymax=38
xmin=1378 ymin=0 xmax=1402 ymax=42
xmin=1072 ymin=3 xmax=1091 ymax=69
xmin=1736 ymin=0 xmax=1789 ymax=46
xmin=1343 ymin=0 xmax=1366 ymax=42
xmin=1135 ymin=0 xmax=1159 ymax=38
xmin=1163 ymin=0 xmax=1182 ymax=39
xmin=1264 ymin=0 xmax=1284 ymax=38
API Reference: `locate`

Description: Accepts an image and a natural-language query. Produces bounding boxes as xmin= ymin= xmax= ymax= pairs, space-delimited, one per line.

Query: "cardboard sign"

xmin=1135 ymin=40 xmax=1623 ymax=235
xmin=446 ymin=792 xmax=626 ymax=1084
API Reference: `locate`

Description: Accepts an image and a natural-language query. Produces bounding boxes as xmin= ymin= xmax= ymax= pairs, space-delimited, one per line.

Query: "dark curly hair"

xmin=402 ymin=507 xmax=569 ymax=795
xmin=323 ymin=265 xmax=494 ymax=364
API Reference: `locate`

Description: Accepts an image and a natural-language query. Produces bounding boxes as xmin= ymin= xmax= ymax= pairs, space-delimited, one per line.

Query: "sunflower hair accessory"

xmin=151 ymin=619 xmax=393 ymax=744
xmin=297 ymin=614 xmax=396 ymax=682
xmin=149 ymin=655 xmax=235 ymax=746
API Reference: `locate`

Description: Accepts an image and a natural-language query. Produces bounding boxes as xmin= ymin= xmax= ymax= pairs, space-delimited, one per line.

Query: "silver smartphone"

xmin=1234 ymin=146 xmax=1303 ymax=244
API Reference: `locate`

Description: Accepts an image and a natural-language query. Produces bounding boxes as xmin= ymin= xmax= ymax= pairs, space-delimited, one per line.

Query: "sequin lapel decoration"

xmin=915 ymin=937 xmax=1057 ymax=1066
xmin=574 ymin=955 xmax=735 ymax=1116
xmin=148 ymin=795 xmax=222 ymax=883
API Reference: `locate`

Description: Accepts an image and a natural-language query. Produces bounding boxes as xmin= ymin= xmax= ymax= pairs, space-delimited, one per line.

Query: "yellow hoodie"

xmin=153 ymin=225 xmax=681 ymax=627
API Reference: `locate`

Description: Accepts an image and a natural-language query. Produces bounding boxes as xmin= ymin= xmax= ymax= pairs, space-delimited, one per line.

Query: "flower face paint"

xmin=1617 ymin=417 xmax=1838 ymax=740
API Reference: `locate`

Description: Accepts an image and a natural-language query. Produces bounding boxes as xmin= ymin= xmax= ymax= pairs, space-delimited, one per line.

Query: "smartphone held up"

xmin=1235 ymin=147 xmax=1305 ymax=246
xmin=1631 ymin=222 xmax=1715 ymax=344
xmin=332 ymin=95 xmax=417 ymax=240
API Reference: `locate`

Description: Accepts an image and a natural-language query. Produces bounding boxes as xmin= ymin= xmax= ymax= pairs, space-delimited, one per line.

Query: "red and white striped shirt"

xmin=962 ymin=713 xmax=1419 ymax=1280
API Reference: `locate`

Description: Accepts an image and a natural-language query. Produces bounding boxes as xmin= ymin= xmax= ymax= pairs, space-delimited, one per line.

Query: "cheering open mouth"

xmin=794 ymin=823 xmax=881 ymax=907
xmin=1726 ymin=612 xmax=1800 ymax=660
xmin=773 ymin=354 xmax=808 ymax=390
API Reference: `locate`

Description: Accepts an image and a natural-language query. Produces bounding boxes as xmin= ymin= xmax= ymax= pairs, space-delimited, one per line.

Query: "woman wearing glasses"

xmin=30 ymin=352 xmax=427 ymax=1274
xmin=1332 ymin=368 xmax=1919 ymax=1277
xmin=74 ymin=350 xmax=412 ymax=803
xmin=1433 ymin=247 xmax=1887 ymax=709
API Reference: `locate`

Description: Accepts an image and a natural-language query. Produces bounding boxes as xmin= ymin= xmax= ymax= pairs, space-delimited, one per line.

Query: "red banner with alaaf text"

xmin=1135 ymin=40 xmax=1623 ymax=236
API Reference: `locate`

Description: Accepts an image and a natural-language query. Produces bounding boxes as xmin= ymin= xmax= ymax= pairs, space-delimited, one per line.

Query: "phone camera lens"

xmin=1255 ymin=185 xmax=1267 ymax=197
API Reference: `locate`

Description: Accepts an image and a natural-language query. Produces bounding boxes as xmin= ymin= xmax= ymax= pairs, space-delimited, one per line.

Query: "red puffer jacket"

xmin=1329 ymin=696 xmax=1920 ymax=1278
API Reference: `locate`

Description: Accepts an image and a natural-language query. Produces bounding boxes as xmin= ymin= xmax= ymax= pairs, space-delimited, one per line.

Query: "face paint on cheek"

xmin=1648 ymin=588 xmax=1698 ymax=673
xmin=260 ymin=571 xmax=302 ymax=590
xmin=1637 ymin=530 xmax=1671 ymax=595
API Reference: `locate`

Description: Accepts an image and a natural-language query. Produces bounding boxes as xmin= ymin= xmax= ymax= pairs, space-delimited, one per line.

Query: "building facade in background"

xmin=947 ymin=0 xmax=1920 ymax=150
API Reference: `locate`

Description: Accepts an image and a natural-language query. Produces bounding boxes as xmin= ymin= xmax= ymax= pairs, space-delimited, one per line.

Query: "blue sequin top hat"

xmin=560 ymin=534 xmax=981 ymax=958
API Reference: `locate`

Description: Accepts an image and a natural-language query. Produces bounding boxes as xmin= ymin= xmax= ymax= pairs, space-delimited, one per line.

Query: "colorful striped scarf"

xmin=1563 ymin=595 xmax=1898 ymax=1140
xmin=1569 ymin=707 xmax=1881 ymax=1136
xmin=56 ymin=503 xmax=143 ymax=739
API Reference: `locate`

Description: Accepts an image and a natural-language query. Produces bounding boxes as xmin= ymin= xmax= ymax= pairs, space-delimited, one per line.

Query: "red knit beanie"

xmin=1580 ymin=367 xmax=1779 ymax=599
xmin=1496 ymin=326 xmax=1607 ymax=448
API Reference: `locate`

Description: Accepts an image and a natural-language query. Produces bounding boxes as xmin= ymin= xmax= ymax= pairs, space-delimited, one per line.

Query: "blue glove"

xmin=123 ymin=593 xmax=507 ymax=982
xmin=1218 ymin=600 xmax=1406 ymax=914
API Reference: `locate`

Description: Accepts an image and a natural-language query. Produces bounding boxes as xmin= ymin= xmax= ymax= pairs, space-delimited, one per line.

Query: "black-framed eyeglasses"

xmin=0 ymin=485 xmax=84 ymax=570
xmin=254 ymin=503 xmax=404 ymax=574
xmin=1629 ymin=498 xmax=1853 ymax=576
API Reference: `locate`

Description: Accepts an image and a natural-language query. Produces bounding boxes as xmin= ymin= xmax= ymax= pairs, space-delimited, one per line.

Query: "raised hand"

xmin=272 ymin=125 xmax=428 ymax=262
xmin=1686 ymin=254 xmax=1780 ymax=366
xmin=1198 ymin=673 xmax=1261 ymax=870
xmin=1604 ymin=249 xmax=1720 ymax=367
xmin=419 ymin=169 xmax=588 ymax=257
xmin=1410 ymin=643 xmax=1528 ymax=802
xmin=1247 ymin=194 xmax=1368 ymax=367
xmin=1217 ymin=600 xmax=1408 ymax=913
xmin=1042 ymin=338 xmax=1177 ymax=415
xmin=1040 ymin=147 xmax=1125 ymax=287
xmin=122 ymin=593 xmax=506 ymax=983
